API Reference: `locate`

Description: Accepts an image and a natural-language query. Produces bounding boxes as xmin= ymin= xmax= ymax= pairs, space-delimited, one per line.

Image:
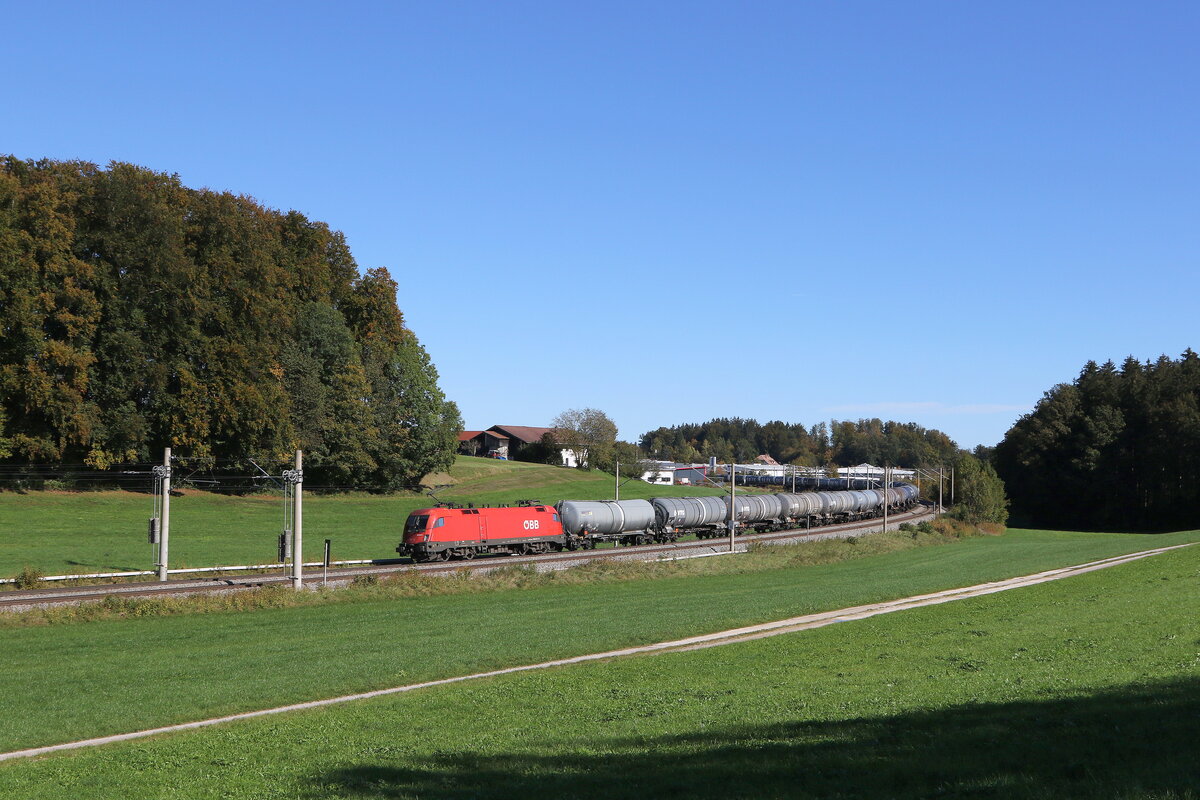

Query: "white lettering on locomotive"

xmin=523 ymin=520 xmax=540 ymax=530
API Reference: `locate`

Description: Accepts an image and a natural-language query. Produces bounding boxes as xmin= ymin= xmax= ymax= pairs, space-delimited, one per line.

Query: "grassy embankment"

xmin=0 ymin=456 xmax=724 ymax=577
xmin=2 ymin=530 xmax=1197 ymax=797
xmin=0 ymin=524 xmax=1196 ymax=762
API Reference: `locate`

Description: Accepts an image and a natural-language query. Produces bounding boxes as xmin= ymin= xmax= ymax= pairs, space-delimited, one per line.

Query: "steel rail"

xmin=0 ymin=506 xmax=934 ymax=611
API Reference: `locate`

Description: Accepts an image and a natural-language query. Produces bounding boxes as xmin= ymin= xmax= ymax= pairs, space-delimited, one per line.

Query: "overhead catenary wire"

xmin=0 ymin=457 xmax=429 ymax=494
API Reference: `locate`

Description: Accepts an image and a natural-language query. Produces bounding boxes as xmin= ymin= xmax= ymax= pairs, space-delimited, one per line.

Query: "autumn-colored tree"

xmin=0 ymin=158 xmax=103 ymax=462
xmin=0 ymin=156 xmax=459 ymax=489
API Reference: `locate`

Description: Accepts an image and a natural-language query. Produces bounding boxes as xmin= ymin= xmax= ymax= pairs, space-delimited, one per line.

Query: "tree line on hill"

xmin=994 ymin=351 xmax=1200 ymax=531
xmin=638 ymin=417 xmax=1006 ymax=524
xmin=0 ymin=157 xmax=461 ymax=489
xmin=638 ymin=417 xmax=962 ymax=469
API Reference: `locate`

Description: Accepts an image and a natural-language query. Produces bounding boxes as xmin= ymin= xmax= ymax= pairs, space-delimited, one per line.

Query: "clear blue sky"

xmin=5 ymin=1 xmax=1198 ymax=450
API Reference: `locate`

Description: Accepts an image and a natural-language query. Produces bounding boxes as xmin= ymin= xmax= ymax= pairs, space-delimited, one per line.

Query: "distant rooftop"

xmin=488 ymin=425 xmax=554 ymax=444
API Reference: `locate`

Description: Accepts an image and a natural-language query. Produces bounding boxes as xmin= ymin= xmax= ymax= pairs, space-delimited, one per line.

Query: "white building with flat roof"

xmin=837 ymin=463 xmax=915 ymax=481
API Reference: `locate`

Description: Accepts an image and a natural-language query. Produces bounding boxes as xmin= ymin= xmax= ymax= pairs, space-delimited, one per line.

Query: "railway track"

xmin=0 ymin=506 xmax=935 ymax=612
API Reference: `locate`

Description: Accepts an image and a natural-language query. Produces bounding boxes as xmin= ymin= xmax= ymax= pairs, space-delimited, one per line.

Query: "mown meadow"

xmin=0 ymin=456 xmax=725 ymax=577
xmin=2 ymin=527 xmax=1196 ymax=798
xmin=0 ymin=525 xmax=1195 ymax=786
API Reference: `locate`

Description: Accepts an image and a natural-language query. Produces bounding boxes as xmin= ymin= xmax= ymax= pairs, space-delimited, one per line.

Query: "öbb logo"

xmin=522 ymin=520 xmax=540 ymax=530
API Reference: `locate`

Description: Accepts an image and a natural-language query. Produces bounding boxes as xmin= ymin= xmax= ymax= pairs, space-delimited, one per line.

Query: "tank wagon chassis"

xmin=399 ymin=485 xmax=920 ymax=562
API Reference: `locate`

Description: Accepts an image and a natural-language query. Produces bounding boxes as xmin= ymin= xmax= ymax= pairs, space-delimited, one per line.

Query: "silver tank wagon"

xmin=652 ymin=496 xmax=727 ymax=532
xmin=557 ymin=499 xmax=655 ymax=537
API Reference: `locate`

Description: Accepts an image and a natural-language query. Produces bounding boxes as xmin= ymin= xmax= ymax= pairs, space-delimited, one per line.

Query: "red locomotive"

xmin=398 ymin=505 xmax=565 ymax=561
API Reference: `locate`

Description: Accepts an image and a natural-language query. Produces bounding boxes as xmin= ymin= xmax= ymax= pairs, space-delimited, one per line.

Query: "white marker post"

xmin=289 ymin=451 xmax=304 ymax=590
xmin=157 ymin=447 xmax=171 ymax=582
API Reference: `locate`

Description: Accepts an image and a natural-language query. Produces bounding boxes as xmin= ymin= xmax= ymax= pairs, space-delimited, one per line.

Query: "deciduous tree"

xmin=950 ymin=453 xmax=1008 ymax=524
xmin=0 ymin=156 xmax=460 ymax=490
xmin=552 ymin=408 xmax=618 ymax=470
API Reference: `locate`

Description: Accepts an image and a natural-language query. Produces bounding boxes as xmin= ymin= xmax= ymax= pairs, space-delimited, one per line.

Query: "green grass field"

xmin=2 ymin=530 xmax=1197 ymax=798
xmin=1 ymin=526 xmax=1196 ymax=758
xmin=0 ymin=457 xmax=724 ymax=577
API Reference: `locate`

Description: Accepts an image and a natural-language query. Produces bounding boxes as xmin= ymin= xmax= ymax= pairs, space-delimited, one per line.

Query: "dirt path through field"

xmin=2 ymin=541 xmax=1192 ymax=763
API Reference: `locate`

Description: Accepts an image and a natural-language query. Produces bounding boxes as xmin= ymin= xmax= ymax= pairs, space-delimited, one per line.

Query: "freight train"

xmin=734 ymin=473 xmax=890 ymax=490
xmin=398 ymin=483 xmax=921 ymax=562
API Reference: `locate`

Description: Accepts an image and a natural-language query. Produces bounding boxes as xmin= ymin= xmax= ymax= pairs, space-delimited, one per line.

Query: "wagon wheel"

xmin=437 ymin=550 xmax=452 ymax=561
xmin=461 ymin=548 xmax=475 ymax=560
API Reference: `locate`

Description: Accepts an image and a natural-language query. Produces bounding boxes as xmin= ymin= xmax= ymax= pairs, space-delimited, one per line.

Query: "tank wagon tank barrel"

xmin=556 ymin=499 xmax=657 ymax=547
xmin=734 ymin=473 xmax=885 ymax=491
xmin=652 ymin=496 xmax=726 ymax=539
